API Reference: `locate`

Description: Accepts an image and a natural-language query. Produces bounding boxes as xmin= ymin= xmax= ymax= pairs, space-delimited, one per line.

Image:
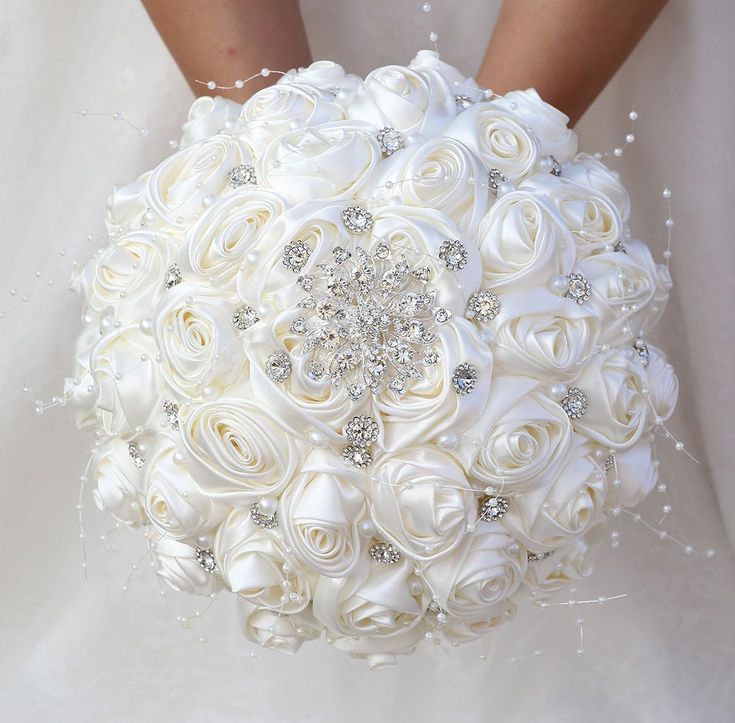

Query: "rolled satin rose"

xmin=180 ymin=96 xmax=243 ymax=148
xmin=236 ymin=598 xmax=323 ymax=653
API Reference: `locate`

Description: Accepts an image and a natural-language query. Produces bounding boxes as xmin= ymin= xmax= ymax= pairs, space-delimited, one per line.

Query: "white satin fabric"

xmin=1 ymin=0 xmax=734 ymax=721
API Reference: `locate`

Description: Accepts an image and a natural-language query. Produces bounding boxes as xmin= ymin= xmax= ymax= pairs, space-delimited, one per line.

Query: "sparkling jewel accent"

xmin=466 ymin=289 xmax=501 ymax=322
xmin=265 ymin=351 xmax=292 ymax=383
xmin=633 ymin=338 xmax=650 ymax=367
xmin=292 ymin=245 xmax=442 ymax=399
xmin=195 ymin=546 xmax=217 ymax=573
xmin=282 ymin=240 xmax=312 ymax=273
xmin=479 ymin=495 xmax=510 ymax=522
xmin=165 ymin=263 xmax=182 ymax=289
xmin=604 ymin=454 xmax=615 ymax=473
xmin=561 ymin=386 xmax=588 ymax=419
xmin=232 ymin=303 xmax=259 ymax=331
xmin=343 ymin=444 xmax=373 ymax=468
xmin=527 ymin=550 xmax=554 ymax=562
xmin=451 ymin=362 xmax=478 ymax=396
xmin=377 ymin=127 xmax=405 ymax=156
xmin=345 ymin=415 xmax=379 ymax=446
xmin=549 ymin=155 xmax=562 ymax=176
xmin=455 ymin=95 xmax=475 ymax=110
xmin=488 ymin=168 xmax=507 ymax=194
xmin=162 ymin=399 xmax=179 ymax=430
xmin=369 ymin=541 xmax=401 ymax=564
xmin=128 ymin=442 xmax=145 ymax=469
xmin=249 ymin=502 xmax=278 ymax=529
xmin=613 ymin=239 xmax=627 ymax=253
xmin=565 ymin=272 xmax=592 ymax=304
xmin=342 ymin=205 xmax=374 ymax=234
xmin=227 ymin=163 xmax=257 ymax=187
xmin=438 ymin=239 xmax=468 ymax=271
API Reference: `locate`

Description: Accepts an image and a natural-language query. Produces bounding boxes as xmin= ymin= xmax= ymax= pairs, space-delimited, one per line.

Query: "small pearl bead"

xmin=629 ymin=110 xmax=638 ymax=120
xmin=662 ymin=188 xmax=672 ymax=199
xmin=206 ymin=81 xmax=216 ymax=90
xmin=358 ymin=519 xmax=375 ymax=537
xmin=549 ymin=382 xmax=567 ymax=400
xmin=625 ymin=134 xmax=635 ymax=144
xmin=613 ymin=147 xmax=623 ymax=157
xmin=496 ymin=181 xmax=515 ymax=197
xmin=258 ymin=496 xmax=277 ymax=515
xmin=674 ymin=441 xmax=684 ymax=451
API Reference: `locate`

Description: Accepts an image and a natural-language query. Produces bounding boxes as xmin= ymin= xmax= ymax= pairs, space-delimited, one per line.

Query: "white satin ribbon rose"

xmin=237 ymin=599 xmax=323 ymax=653
xmin=105 ymin=172 xmax=151 ymax=235
xmin=563 ymin=152 xmax=631 ymax=223
xmin=278 ymin=60 xmax=364 ymax=106
xmin=153 ymin=536 xmax=224 ymax=596
xmin=607 ymin=440 xmax=659 ymax=508
xmin=442 ymin=602 xmax=516 ymax=644
xmin=644 ymin=345 xmax=678 ymax=421
xmin=409 ymin=50 xmax=482 ymax=103
xmin=182 ymin=396 xmax=300 ymax=503
xmin=180 ymin=96 xmax=243 ymax=148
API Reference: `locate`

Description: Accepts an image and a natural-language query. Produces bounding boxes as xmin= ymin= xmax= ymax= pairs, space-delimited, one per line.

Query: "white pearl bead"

xmin=437 ymin=432 xmax=458 ymax=450
xmin=308 ymin=431 xmax=327 ymax=447
xmin=258 ymin=496 xmax=277 ymax=515
xmin=246 ymin=250 xmax=261 ymax=265
xmin=358 ymin=519 xmax=376 ymax=537
xmin=549 ymin=382 xmax=567 ymax=400
xmin=551 ymin=275 xmax=569 ymax=294
xmin=496 ymin=181 xmax=515 ymax=197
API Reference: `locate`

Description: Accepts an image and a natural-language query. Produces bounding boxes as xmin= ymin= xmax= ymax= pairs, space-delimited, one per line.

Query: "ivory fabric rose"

xmin=153 ymin=284 xmax=245 ymax=399
xmin=502 ymin=441 xmax=607 ymax=552
xmin=105 ymin=172 xmax=151 ymax=234
xmin=280 ymin=449 xmax=367 ymax=578
xmin=182 ymin=397 xmax=301 ymax=503
xmin=278 ymin=60 xmax=363 ymax=103
xmin=153 ymin=537 xmax=224 ymax=596
xmin=444 ymin=103 xmax=540 ymax=182
xmin=608 ymin=440 xmax=659 ymax=508
xmin=493 ymin=89 xmax=578 ymax=163
xmin=442 ymin=602 xmax=516 ymax=645
xmin=476 ymin=189 xmax=575 ymax=292
xmin=215 ymin=508 xmax=312 ymax=612
xmin=180 ymin=96 xmax=242 ymax=148
xmin=370 ymin=446 xmax=477 ymax=561
xmin=573 ymin=347 xmax=650 ymax=450
xmin=240 ymin=82 xmax=345 ymax=153
xmin=644 ymin=345 xmax=678 ymax=421
xmin=144 ymin=437 xmax=227 ymax=540
xmin=145 ymin=134 xmax=254 ymax=230
xmin=369 ymin=138 xmax=489 ymax=236
xmin=348 ymin=63 xmax=456 ymax=137
xmin=564 ymin=152 xmax=631 ymax=223
xmin=410 ymin=49 xmax=482 ymax=102
xmin=470 ymin=375 xmax=574 ymax=493
xmin=258 ymin=121 xmax=381 ymax=202
xmin=237 ymin=599 xmax=323 ymax=653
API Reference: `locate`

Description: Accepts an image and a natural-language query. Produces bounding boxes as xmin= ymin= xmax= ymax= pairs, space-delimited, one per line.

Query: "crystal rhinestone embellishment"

xmin=128 ymin=442 xmax=145 ymax=469
xmin=345 ymin=415 xmax=379 ymax=446
xmin=549 ymin=155 xmax=562 ymax=177
xmin=466 ymin=289 xmax=501 ymax=322
xmin=455 ymin=95 xmax=475 ymax=110
xmin=369 ymin=541 xmax=401 ymax=564
xmin=227 ymin=163 xmax=257 ymax=187
xmin=479 ymin=495 xmax=510 ymax=522
xmin=195 ymin=546 xmax=217 ymax=573
xmin=452 ymin=362 xmax=478 ymax=396
xmin=249 ymin=502 xmax=278 ymax=529
xmin=342 ymin=205 xmax=374 ymax=234
xmin=604 ymin=454 xmax=615 ymax=473
xmin=232 ymin=303 xmax=259 ymax=331
xmin=565 ymin=272 xmax=592 ymax=304
xmin=439 ymin=239 xmax=468 ymax=271
xmin=162 ymin=400 xmax=179 ymax=430
xmin=488 ymin=168 xmax=507 ymax=194
xmin=165 ymin=263 xmax=183 ymax=289
xmin=265 ymin=351 xmax=292 ymax=383
xmin=561 ymin=386 xmax=588 ymax=419
xmin=527 ymin=550 xmax=554 ymax=562
xmin=377 ymin=127 xmax=405 ymax=156
xmin=283 ymin=240 xmax=312 ymax=273
xmin=343 ymin=444 xmax=373 ymax=468
xmin=633 ymin=338 xmax=650 ymax=367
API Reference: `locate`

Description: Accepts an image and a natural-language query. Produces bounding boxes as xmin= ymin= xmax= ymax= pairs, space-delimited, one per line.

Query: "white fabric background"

xmin=1 ymin=1 xmax=734 ymax=721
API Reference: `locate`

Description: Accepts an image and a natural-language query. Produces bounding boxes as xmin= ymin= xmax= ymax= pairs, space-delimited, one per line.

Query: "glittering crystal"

xmin=342 ymin=206 xmax=374 ymax=234
xmin=479 ymin=495 xmax=510 ymax=522
xmin=377 ymin=127 xmax=405 ymax=156
xmin=290 ymin=317 xmax=307 ymax=335
xmin=565 ymin=272 xmax=592 ymax=304
xmin=388 ymin=376 xmax=407 ymax=395
xmin=165 ymin=263 xmax=182 ymax=289
xmin=438 ymin=239 xmax=468 ymax=271
xmin=561 ymin=386 xmax=588 ymax=419
xmin=283 ymin=240 xmax=312 ymax=273
xmin=549 ymin=156 xmax=562 ymax=177
xmin=128 ymin=442 xmax=145 ymax=468
xmin=195 ymin=546 xmax=217 ymax=573
xmin=265 ymin=351 xmax=292 ymax=383
xmin=347 ymin=383 xmax=366 ymax=400
xmin=613 ymin=239 xmax=627 ymax=253
xmin=369 ymin=541 xmax=401 ymax=564
xmin=633 ymin=338 xmax=650 ymax=367
xmin=432 ymin=307 xmax=451 ymax=324
xmin=374 ymin=243 xmax=390 ymax=259
xmin=162 ymin=400 xmax=179 ymax=430
xmin=307 ymin=361 xmax=326 ymax=381
xmin=249 ymin=503 xmax=278 ymax=529
xmin=455 ymin=95 xmax=475 ymax=110
xmin=232 ymin=303 xmax=259 ymax=331
xmin=428 ymin=600 xmax=447 ymax=615
xmin=466 ymin=289 xmax=501 ymax=322
xmin=227 ymin=163 xmax=256 ymax=187
xmin=452 ymin=362 xmax=478 ymax=396
xmin=527 ymin=550 xmax=554 ymax=562
xmin=488 ymin=168 xmax=507 ymax=194
xmin=342 ymin=444 xmax=373 ymax=467
xmin=412 ymin=266 xmax=431 ymax=283
xmin=345 ymin=415 xmax=379 ymax=445
xmin=604 ymin=454 xmax=615 ymax=473
xmin=423 ymin=348 xmax=439 ymax=365
xmin=297 ymin=274 xmax=315 ymax=292
xmin=333 ymin=246 xmax=351 ymax=264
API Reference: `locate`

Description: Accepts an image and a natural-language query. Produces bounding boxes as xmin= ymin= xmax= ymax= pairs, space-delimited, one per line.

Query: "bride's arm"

xmin=476 ymin=0 xmax=668 ymax=125
xmin=141 ymin=0 xmax=312 ymax=102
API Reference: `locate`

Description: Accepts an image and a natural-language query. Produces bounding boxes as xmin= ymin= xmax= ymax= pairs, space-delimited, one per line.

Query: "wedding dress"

xmin=1 ymin=1 xmax=733 ymax=721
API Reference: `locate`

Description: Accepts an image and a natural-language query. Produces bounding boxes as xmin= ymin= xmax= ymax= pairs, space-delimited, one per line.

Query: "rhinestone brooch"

xmin=452 ymin=362 xmax=478 ymax=396
xmin=165 ymin=263 xmax=183 ymax=289
xmin=604 ymin=454 xmax=615 ymax=473
xmin=466 ymin=289 xmax=501 ymax=322
xmin=369 ymin=541 xmax=401 ymax=564
xmin=265 ymin=351 xmax=292 ymax=383
xmin=342 ymin=206 xmax=374 ymax=234
xmin=232 ymin=303 xmax=259 ymax=331
xmin=439 ymin=239 xmax=468 ymax=271
xmin=561 ymin=386 xmax=588 ymax=419
xmin=342 ymin=444 xmax=373 ymax=468
xmin=488 ymin=168 xmax=507 ymax=194
xmin=162 ymin=399 xmax=179 ymax=430
xmin=377 ymin=127 xmax=405 ymax=156
xmin=128 ymin=442 xmax=145 ymax=469
xmin=455 ymin=95 xmax=475 ymax=110
xmin=565 ymin=272 xmax=592 ymax=304
xmin=227 ymin=163 xmax=257 ymax=187
xmin=345 ymin=415 xmax=379 ymax=446
xmin=549 ymin=156 xmax=562 ymax=177
xmin=250 ymin=502 xmax=278 ymax=529
xmin=633 ymin=338 xmax=650 ymax=367
xmin=479 ymin=495 xmax=510 ymax=522
xmin=195 ymin=546 xmax=217 ymax=573
xmin=283 ymin=240 xmax=312 ymax=273
xmin=527 ymin=550 xmax=554 ymax=562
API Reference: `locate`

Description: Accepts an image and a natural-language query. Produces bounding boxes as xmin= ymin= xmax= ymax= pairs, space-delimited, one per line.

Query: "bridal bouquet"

xmin=66 ymin=51 xmax=677 ymax=667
